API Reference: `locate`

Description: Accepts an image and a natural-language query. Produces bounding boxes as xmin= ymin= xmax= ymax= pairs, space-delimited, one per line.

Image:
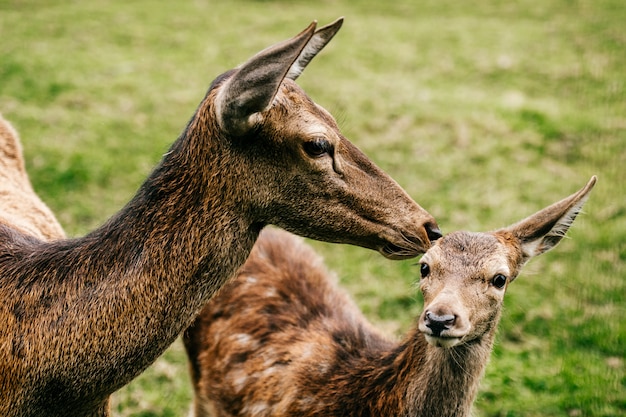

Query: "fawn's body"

xmin=184 ymin=177 xmax=596 ymax=417
xmin=0 ymin=19 xmax=439 ymax=417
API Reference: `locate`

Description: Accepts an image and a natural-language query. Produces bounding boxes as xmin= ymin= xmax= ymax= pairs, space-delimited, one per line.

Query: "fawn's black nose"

xmin=424 ymin=311 xmax=455 ymax=336
xmin=425 ymin=223 xmax=443 ymax=242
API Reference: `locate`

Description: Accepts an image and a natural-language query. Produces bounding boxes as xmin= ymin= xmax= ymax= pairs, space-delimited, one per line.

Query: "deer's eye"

xmin=491 ymin=274 xmax=507 ymax=289
xmin=420 ymin=263 xmax=430 ymax=278
xmin=303 ymin=139 xmax=332 ymax=157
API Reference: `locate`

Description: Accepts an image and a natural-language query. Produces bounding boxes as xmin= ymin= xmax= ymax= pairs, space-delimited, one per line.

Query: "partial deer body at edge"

xmin=0 ymin=113 xmax=65 ymax=241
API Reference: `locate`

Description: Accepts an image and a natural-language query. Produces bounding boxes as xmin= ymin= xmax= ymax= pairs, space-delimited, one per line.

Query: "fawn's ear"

xmin=503 ymin=176 xmax=596 ymax=262
xmin=215 ymin=18 xmax=342 ymax=137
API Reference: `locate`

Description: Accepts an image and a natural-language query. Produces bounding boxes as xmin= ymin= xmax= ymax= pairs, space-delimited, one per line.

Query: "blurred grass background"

xmin=1 ymin=0 xmax=623 ymax=416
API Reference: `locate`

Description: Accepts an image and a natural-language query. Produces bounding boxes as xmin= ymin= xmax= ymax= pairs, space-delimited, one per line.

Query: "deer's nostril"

xmin=425 ymin=311 xmax=456 ymax=336
xmin=425 ymin=223 xmax=443 ymax=242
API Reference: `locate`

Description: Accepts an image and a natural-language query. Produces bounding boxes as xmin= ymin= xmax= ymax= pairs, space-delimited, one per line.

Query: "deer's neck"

xmin=327 ymin=324 xmax=496 ymax=417
xmin=398 ymin=326 xmax=496 ymax=417
xmin=3 ymin=106 xmax=262 ymax=411
xmin=85 ymin=113 xmax=261 ymax=352
xmin=91 ymin=108 xmax=258 ymax=304
xmin=101 ymin=122 xmax=257 ymax=294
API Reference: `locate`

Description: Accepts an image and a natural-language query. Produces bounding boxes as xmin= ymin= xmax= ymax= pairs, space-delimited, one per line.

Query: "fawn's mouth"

xmin=424 ymin=334 xmax=462 ymax=349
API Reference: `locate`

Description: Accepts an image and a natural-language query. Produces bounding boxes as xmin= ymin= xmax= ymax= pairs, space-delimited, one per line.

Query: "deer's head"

xmin=417 ymin=177 xmax=596 ymax=348
xmin=194 ymin=18 xmax=440 ymax=258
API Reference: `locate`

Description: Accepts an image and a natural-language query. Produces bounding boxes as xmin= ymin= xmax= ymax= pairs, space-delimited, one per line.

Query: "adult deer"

xmin=0 ymin=113 xmax=65 ymax=241
xmin=183 ymin=177 xmax=596 ymax=417
xmin=0 ymin=19 xmax=440 ymax=417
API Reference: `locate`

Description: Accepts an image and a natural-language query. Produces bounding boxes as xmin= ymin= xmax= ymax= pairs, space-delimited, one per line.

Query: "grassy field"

xmin=1 ymin=0 xmax=624 ymax=416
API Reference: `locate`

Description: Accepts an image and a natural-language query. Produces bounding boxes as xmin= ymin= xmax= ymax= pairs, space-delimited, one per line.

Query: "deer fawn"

xmin=0 ymin=113 xmax=65 ymax=241
xmin=184 ymin=176 xmax=596 ymax=417
xmin=0 ymin=19 xmax=440 ymax=417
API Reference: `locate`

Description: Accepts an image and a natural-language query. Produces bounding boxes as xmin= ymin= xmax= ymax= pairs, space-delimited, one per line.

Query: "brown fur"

xmin=0 ymin=20 xmax=440 ymax=417
xmin=0 ymin=113 xmax=65 ymax=240
xmin=184 ymin=177 xmax=596 ymax=417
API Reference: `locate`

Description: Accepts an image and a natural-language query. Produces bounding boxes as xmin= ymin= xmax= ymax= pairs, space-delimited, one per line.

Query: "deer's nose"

xmin=424 ymin=311 xmax=456 ymax=336
xmin=425 ymin=222 xmax=442 ymax=242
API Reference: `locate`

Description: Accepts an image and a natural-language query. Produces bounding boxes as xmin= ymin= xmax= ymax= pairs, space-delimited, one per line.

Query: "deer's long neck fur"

xmin=0 ymin=95 xmax=259 ymax=415
xmin=97 ymin=99 xmax=260 ymax=296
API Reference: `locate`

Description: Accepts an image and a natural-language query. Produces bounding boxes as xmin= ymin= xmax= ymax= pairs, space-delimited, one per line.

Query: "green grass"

xmin=1 ymin=0 xmax=624 ymax=416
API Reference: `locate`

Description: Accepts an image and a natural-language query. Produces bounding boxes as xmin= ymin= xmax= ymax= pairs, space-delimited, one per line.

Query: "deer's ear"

xmin=502 ymin=176 xmax=596 ymax=262
xmin=286 ymin=17 xmax=343 ymax=81
xmin=215 ymin=21 xmax=317 ymax=137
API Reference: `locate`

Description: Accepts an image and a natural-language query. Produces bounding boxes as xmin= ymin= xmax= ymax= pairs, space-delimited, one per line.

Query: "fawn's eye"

xmin=491 ymin=274 xmax=507 ymax=289
xmin=303 ymin=139 xmax=332 ymax=157
xmin=420 ymin=263 xmax=430 ymax=278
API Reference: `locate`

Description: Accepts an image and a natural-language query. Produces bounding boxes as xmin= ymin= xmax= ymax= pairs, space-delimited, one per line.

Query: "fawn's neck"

xmin=398 ymin=326 xmax=496 ymax=417
xmin=326 ymin=324 xmax=496 ymax=417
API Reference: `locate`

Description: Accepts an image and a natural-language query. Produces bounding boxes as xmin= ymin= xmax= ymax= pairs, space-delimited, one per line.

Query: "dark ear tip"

xmin=318 ymin=17 xmax=344 ymax=33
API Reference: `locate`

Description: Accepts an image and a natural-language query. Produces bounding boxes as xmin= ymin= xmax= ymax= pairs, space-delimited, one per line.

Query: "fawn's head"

xmin=417 ymin=177 xmax=596 ymax=348
xmin=191 ymin=18 xmax=440 ymax=258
